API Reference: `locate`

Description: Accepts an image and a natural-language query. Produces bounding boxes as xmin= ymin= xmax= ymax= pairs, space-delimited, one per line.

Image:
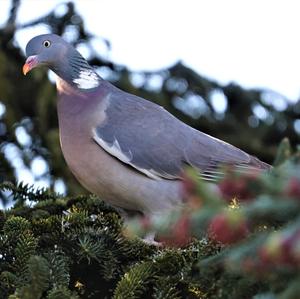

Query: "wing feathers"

xmin=93 ymin=83 xmax=270 ymax=181
xmin=93 ymin=129 xmax=163 ymax=180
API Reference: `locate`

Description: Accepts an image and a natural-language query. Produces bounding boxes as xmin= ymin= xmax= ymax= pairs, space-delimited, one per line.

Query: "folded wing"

xmin=93 ymin=84 xmax=270 ymax=181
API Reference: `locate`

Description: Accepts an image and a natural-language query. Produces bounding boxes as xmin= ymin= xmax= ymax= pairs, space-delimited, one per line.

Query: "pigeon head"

xmin=23 ymin=34 xmax=71 ymax=75
xmin=23 ymin=34 xmax=100 ymax=89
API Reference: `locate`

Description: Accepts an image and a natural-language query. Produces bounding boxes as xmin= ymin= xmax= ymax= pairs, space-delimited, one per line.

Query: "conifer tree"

xmin=1 ymin=1 xmax=300 ymax=298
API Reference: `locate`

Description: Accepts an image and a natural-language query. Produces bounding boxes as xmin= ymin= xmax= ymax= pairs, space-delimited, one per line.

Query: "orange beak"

xmin=23 ymin=55 xmax=38 ymax=75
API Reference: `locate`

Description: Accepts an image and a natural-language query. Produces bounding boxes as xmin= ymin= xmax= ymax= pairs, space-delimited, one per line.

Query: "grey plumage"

xmin=95 ymin=84 xmax=263 ymax=181
xmin=23 ymin=34 xmax=270 ymax=215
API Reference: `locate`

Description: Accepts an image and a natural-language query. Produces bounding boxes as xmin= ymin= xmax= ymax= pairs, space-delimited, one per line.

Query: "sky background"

xmin=1 ymin=0 xmax=300 ymax=199
xmin=1 ymin=0 xmax=300 ymax=101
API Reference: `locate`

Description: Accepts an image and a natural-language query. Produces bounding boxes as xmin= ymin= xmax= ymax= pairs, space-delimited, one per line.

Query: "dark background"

xmin=1 ymin=0 xmax=300 ymax=199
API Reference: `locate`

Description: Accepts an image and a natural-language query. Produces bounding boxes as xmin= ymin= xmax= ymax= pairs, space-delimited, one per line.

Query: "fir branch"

xmin=3 ymin=216 xmax=31 ymax=240
xmin=46 ymin=286 xmax=79 ymax=299
xmin=14 ymin=232 xmax=38 ymax=285
xmin=77 ymin=235 xmax=105 ymax=264
xmin=0 ymin=271 xmax=17 ymax=298
xmin=44 ymin=251 xmax=70 ymax=289
xmin=0 ymin=181 xmax=59 ymax=203
xmin=153 ymin=278 xmax=181 ymax=299
xmin=12 ymin=256 xmax=50 ymax=299
xmin=113 ymin=262 xmax=154 ymax=299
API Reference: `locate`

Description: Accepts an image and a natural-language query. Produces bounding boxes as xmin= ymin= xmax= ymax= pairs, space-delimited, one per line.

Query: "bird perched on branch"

xmin=23 ymin=34 xmax=270 ymax=216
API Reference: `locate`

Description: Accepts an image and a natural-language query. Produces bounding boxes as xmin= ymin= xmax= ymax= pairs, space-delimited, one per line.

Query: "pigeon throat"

xmin=55 ymin=66 xmax=101 ymax=94
xmin=72 ymin=68 xmax=100 ymax=90
xmin=52 ymin=53 xmax=101 ymax=91
xmin=69 ymin=54 xmax=101 ymax=90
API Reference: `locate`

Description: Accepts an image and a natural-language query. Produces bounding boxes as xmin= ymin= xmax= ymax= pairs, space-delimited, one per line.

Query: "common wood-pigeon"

xmin=23 ymin=34 xmax=270 ymax=215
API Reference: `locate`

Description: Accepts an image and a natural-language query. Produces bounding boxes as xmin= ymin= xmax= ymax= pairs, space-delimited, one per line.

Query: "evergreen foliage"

xmin=0 ymin=181 xmax=210 ymax=298
xmin=126 ymin=140 xmax=300 ymax=299
xmin=0 ymin=142 xmax=299 ymax=298
xmin=1 ymin=1 xmax=300 ymax=298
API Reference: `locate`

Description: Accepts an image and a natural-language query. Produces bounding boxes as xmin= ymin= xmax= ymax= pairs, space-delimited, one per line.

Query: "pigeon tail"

xmin=249 ymin=155 xmax=271 ymax=170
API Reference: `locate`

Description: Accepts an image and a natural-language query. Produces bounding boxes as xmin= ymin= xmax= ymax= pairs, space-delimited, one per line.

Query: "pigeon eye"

xmin=43 ymin=40 xmax=51 ymax=48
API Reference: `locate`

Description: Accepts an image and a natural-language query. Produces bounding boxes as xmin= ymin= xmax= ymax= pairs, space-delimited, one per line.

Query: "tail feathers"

xmin=200 ymin=155 xmax=271 ymax=182
xmin=248 ymin=155 xmax=272 ymax=170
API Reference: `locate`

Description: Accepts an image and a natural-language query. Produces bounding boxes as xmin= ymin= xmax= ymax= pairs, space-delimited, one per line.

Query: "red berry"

xmin=285 ymin=177 xmax=300 ymax=199
xmin=259 ymin=231 xmax=300 ymax=267
xmin=181 ymin=171 xmax=202 ymax=208
xmin=159 ymin=215 xmax=191 ymax=247
xmin=182 ymin=173 xmax=197 ymax=197
xmin=208 ymin=212 xmax=249 ymax=245
xmin=218 ymin=175 xmax=257 ymax=202
xmin=291 ymin=235 xmax=300 ymax=264
xmin=285 ymin=229 xmax=300 ymax=265
xmin=259 ymin=233 xmax=283 ymax=265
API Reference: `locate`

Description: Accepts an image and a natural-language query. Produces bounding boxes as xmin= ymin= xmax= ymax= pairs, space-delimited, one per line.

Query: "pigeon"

xmin=23 ymin=34 xmax=270 ymax=216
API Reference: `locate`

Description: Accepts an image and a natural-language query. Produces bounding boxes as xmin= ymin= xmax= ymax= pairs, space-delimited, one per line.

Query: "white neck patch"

xmin=73 ymin=69 xmax=100 ymax=89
